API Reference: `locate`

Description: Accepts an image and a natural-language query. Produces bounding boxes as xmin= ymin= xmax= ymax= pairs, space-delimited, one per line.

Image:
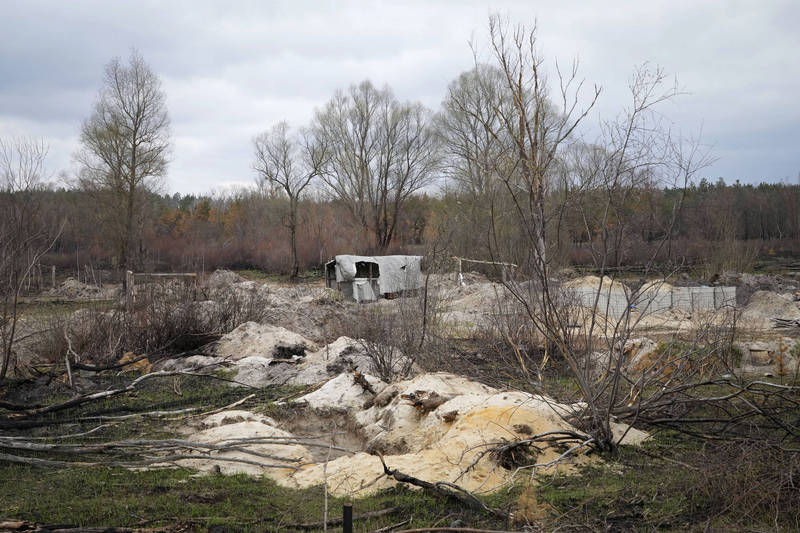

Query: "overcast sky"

xmin=1 ymin=1 xmax=798 ymax=194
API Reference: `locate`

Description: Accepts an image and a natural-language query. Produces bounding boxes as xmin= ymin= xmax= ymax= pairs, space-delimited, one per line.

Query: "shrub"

xmin=37 ymin=282 xmax=272 ymax=366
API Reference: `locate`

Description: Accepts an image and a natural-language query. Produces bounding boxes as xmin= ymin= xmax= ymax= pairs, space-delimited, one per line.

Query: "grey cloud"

xmin=1 ymin=0 xmax=798 ymax=192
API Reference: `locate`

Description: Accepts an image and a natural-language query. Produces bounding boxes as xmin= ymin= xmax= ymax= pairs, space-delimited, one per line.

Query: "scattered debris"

xmin=296 ymin=372 xmax=385 ymax=411
xmin=172 ymin=370 xmax=648 ymax=498
xmin=401 ymin=390 xmax=454 ymax=413
xmin=117 ymin=351 xmax=152 ymax=374
xmin=46 ymin=277 xmax=117 ymax=300
xmin=353 ymin=370 xmax=376 ymax=395
xmin=741 ymin=291 xmax=800 ymax=330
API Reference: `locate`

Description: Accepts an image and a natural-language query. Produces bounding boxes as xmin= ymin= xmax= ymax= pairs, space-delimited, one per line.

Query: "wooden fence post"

xmin=126 ymin=270 xmax=135 ymax=311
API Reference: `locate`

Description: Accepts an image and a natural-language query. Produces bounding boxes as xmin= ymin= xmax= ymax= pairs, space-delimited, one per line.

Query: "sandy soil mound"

xmin=215 ymin=322 xmax=319 ymax=361
xmin=442 ymin=281 xmax=516 ymax=329
xmin=264 ymin=285 xmax=348 ymax=342
xmin=181 ymin=372 xmax=647 ymax=497
xmin=211 ymin=332 xmax=416 ymax=388
xmin=633 ymin=306 xmax=692 ymax=331
xmin=205 ymin=269 xmax=247 ymax=289
xmin=564 ymin=275 xmax=619 ymax=289
xmin=47 ymin=277 xmax=117 ymax=299
xmin=740 ymin=290 xmax=800 ymax=330
xmin=293 ymin=336 xmax=399 ymax=385
xmin=212 ymin=281 xmax=345 ymax=344
xmin=720 ymin=272 xmax=800 ymax=305
xmin=178 ymin=411 xmax=313 ymax=478
xmin=299 ymin=372 xmax=386 ymax=411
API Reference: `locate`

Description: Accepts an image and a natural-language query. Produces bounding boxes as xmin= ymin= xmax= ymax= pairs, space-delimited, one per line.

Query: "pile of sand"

xmin=181 ymin=372 xmax=647 ymax=497
xmin=633 ymin=306 xmax=692 ymax=331
xmin=214 ymin=322 xmax=319 ymax=362
xmin=740 ymin=290 xmax=800 ymax=330
xmin=205 ymin=274 xmax=345 ymax=343
xmin=48 ymin=277 xmax=117 ymax=300
xmin=205 ymin=269 xmax=246 ymax=289
xmin=204 ymin=327 xmax=416 ymax=387
xmin=448 ymin=282 xmax=510 ymax=312
xmin=177 ymin=410 xmax=313 ymax=477
xmin=564 ymin=275 xmax=619 ymax=290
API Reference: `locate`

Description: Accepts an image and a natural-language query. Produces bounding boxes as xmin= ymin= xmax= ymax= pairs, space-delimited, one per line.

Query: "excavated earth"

xmin=175 ymin=367 xmax=647 ymax=496
xmin=155 ymin=283 xmax=648 ymax=496
xmin=152 ymin=270 xmax=800 ymax=494
xmin=21 ymin=269 xmax=800 ymax=496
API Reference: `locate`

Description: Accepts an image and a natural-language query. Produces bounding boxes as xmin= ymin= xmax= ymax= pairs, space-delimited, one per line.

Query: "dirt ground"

xmin=4 ymin=267 xmax=800 ymax=509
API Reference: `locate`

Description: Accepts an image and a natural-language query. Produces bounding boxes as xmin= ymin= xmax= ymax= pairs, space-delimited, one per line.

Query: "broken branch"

xmin=376 ymin=453 xmax=506 ymax=519
xmin=276 ymin=506 xmax=398 ymax=530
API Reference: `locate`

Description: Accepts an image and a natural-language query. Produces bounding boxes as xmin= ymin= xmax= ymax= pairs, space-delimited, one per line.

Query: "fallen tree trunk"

xmin=0 ymin=451 xmax=302 ymax=470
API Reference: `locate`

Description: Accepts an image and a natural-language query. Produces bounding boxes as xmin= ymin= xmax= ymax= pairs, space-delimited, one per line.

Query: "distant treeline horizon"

xmin=9 ymin=176 xmax=798 ymax=279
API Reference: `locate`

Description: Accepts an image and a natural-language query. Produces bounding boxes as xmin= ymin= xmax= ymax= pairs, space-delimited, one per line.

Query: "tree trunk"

xmin=123 ymin=177 xmax=136 ymax=289
xmin=289 ymin=198 xmax=299 ymax=279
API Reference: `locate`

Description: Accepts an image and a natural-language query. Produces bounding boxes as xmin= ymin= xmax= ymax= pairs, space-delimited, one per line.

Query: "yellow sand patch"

xmin=179 ymin=372 xmax=645 ymax=498
xmin=118 ymin=351 xmax=152 ymax=373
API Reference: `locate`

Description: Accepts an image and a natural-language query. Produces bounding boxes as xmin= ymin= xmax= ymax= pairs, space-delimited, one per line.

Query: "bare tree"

xmin=436 ymin=64 xmax=513 ymax=259
xmin=438 ymin=64 xmax=509 ymax=197
xmin=314 ymin=80 xmax=439 ymax=252
xmin=458 ymin=17 xmax=724 ymax=452
xmin=438 ymin=24 xmax=791 ymax=487
xmin=252 ymin=122 xmax=326 ymax=278
xmin=534 ymin=68 xmax=714 ymax=448
xmin=480 ymin=16 xmax=600 ymax=272
xmin=0 ymin=137 xmax=57 ymax=382
xmin=76 ymin=49 xmax=170 ymax=278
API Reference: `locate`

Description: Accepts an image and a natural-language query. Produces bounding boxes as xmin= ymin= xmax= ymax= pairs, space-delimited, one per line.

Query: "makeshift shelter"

xmin=324 ymin=255 xmax=423 ymax=302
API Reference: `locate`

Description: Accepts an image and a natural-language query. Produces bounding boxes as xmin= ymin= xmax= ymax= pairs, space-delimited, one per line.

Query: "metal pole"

xmin=342 ymin=503 xmax=353 ymax=533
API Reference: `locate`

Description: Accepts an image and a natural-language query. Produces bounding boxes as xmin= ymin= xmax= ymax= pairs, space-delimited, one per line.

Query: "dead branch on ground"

xmin=0 ymin=370 xmax=255 ymax=421
xmin=453 ymin=430 xmax=593 ymax=483
xmin=377 ymin=453 xmax=507 ymax=519
xmin=389 ymin=529 xmax=517 ymax=533
xmin=390 ymin=529 xmax=517 ymax=533
xmin=368 ymin=516 xmax=413 ymax=533
xmin=276 ymin=507 xmax=398 ymax=530
xmin=0 ymin=522 xmax=168 ymax=533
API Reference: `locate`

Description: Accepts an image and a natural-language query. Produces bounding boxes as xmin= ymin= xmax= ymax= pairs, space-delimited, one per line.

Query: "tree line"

xmin=3 ymin=17 xmax=799 ymax=285
xmin=4 ymin=177 xmax=798 ymax=276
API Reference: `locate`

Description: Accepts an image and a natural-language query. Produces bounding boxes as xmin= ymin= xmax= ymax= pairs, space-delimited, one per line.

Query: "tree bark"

xmin=289 ymin=197 xmax=299 ymax=279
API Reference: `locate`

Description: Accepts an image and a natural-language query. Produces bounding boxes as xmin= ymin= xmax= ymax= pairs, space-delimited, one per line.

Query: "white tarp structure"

xmin=325 ymin=255 xmax=423 ymax=302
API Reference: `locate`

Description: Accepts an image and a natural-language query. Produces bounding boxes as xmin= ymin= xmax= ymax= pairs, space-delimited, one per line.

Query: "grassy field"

xmin=0 ymin=465 xmax=519 ymax=531
xmin=4 ymin=416 xmax=797 ymax=531
xmin=0 ymin=375 xmax=517 ymax=531
xmin=3 ymin=284 xmax=799 ymax=531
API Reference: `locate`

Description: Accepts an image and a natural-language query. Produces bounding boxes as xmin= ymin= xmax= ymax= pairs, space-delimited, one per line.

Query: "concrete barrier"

xmin=566 ymin=284 xmax=736 ymax=318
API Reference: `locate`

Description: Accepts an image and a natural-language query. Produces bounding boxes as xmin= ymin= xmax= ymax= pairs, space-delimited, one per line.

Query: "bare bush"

xmin=37 ymin=282 xmax=271 ymax=368
xmin=344 ymin=268 xmax=449 ymax=382
xmin=448 ymin=17 xmax=796 ymax=458
xmin=352 ymin=307 xmax=416 ymax=381
xmin=1 ymin=137 xmax=59 ymax=382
